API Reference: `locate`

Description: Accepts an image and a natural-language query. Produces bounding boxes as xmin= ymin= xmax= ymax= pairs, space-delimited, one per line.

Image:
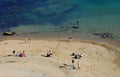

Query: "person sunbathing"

xmin=74 ymin=54 xmax=84 ymax=59
xmin=46 ymin=50 xmax=52 ymax=57
xmin=15 ymin=51 xmax=26 ymax=57
xmin=19 ymin=53 xmax=25 ymax=57
xmin=46 ymin=53 xmax=51 ymax=57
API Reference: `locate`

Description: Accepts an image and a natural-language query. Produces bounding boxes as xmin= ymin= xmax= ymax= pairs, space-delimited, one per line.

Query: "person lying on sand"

xmin=15 ymin=50 xmax=27 ymax=57
xmin=71 ymin=52 xmax=84 ymax=59
xmin=46 ymin=50 xmax=53 ymax=57
xmin=59 ymin=63 xmax=76 ymax=70
xmin=74 ymin=54 xmax=84 ymax=59
xmin=59 ymin=63 xmax=70 ymax=68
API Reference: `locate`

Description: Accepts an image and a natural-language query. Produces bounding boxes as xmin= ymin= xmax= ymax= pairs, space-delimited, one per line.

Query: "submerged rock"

xmin=2 ymin=31 xmax=16 ymax=36
xmin=93 ymin=32 xmax=114 ymax=39
xmin=72 ymin=26 xmax=80 ymax=29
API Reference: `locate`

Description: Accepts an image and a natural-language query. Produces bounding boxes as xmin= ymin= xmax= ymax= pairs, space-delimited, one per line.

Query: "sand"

xmin=0 ymin=39 xmax=120 ymax=77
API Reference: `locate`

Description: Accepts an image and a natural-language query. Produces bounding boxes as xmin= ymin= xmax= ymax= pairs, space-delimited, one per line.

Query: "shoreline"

xmin=0 ymin=27 xmax=120 ymax=50
xmin=0 ymin=35 xmax=120 ymax=52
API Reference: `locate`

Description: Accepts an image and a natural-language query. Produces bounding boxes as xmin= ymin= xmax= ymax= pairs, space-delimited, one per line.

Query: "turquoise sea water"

xmin=0 ymin=0 xmax=120 ymax=44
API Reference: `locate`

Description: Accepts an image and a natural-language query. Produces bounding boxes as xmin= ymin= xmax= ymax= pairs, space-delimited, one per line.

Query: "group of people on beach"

xmin=71 ymin=52 xmax=84 ymax=59
xmin=43 ymin=49 xmax=82 ymax=70
xmin=71 ymin=52 xmax=84 ymax=69
xmin=10 ymin=34 xmax=82 ymax=70
xmin=71 ymin=59 xmax=80 ymax=69
xmin=71 ymin=52 xmax=83 ymax=69
xmin=60 ymin=52 xmax=83 ymax=70
xmin=12 ymin=50 xmax=26 ymax=57
xmin=42 ymin=45 xmax=83 ymax=70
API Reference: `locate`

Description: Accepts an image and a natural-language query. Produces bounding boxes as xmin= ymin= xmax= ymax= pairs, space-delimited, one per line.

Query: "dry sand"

xmin=0 ymin=39 xmax=120 ymax=77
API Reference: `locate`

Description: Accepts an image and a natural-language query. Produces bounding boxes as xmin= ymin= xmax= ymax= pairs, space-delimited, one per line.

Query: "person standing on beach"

xmin=68 ymin=34 xmax=72 ymax=40
xmin=29 ymin=38 xmax=32 ymax=42
xmin=77 ymin=61 xmax=80 ymax=69
xmin=24 ymin=38 xmax=27 ymax=43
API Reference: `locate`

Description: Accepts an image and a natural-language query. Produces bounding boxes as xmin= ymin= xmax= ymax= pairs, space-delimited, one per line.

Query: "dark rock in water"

xmin=76 ymin=20 xmax=79 ymax=24
xmin=2 ymin=31 xmax=16 ymax=36
xmin=101 ymin=33 xmax=114 ymax=39
xmin=72 ymin=26 xmax=80 ymax=29
xmin=93 ymin=32 xmax=114 ymax=39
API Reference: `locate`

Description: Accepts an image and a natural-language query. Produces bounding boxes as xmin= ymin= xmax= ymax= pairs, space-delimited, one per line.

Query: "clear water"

xmin=0 ymin=0 xmax=120 ymax=43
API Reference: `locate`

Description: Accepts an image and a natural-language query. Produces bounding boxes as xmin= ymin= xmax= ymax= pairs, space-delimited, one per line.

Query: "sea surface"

xmin=0 ymin=0 xmax=120 ymax=45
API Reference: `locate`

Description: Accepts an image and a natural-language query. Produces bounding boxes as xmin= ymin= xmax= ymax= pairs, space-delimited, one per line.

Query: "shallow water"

xmin=0 ymin=0 xmax=120 ymax=45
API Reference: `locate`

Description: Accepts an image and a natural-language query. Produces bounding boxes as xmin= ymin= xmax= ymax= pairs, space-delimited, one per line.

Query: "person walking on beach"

xmin=68 ymin=34 xmax=72 ymax=41
xmin=24 ymin=38 xmax=27 ymax=43
xmin=28 ymin=38 xmax=32 ymax=42
xmin=77 ymin=61 xmax=80 ymax=69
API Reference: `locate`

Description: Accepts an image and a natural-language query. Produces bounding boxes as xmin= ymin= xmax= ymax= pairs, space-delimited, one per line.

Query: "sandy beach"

xmin=0 ymin=39 xmax=120 ymax=77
